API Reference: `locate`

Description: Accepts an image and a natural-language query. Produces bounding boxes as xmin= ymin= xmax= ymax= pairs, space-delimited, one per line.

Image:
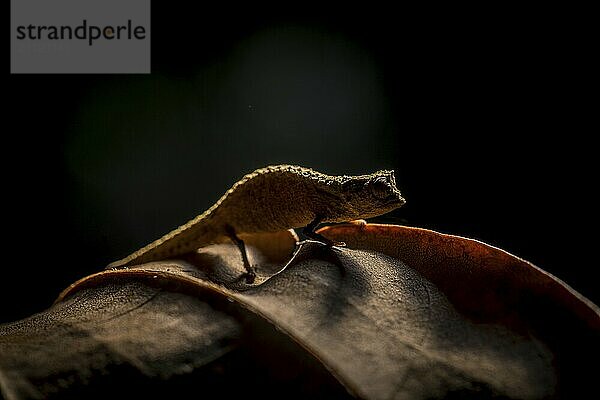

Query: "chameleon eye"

xmin=370 ymin=176 xmax=391 ymax=199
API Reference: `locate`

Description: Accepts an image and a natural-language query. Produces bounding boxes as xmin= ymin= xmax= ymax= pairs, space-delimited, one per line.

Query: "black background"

xmin=3 ymin=4 xmax=595 ymax=323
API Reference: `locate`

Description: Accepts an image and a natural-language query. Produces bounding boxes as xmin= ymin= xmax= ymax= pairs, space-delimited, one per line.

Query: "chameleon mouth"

xmin=383 ymin=193 xmax=406 ymax=207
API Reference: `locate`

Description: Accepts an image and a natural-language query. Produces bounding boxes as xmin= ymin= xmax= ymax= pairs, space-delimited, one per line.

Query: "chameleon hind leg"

xmin=225 ymin=226 xmax=256 ymax=283
xmin=302 ymin=215 xmax=346 ymax=247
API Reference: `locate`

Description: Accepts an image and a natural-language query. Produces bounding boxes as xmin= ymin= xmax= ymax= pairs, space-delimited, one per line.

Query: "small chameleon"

xmin=108 ymin=165 xmax=405 ymax=282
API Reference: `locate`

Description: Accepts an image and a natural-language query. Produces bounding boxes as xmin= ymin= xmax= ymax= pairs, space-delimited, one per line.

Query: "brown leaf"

xmin=1 ymin=224 xmax=598 ymax=399
xmin=318 ymin=223 xmax=599 ymax=329
xmin=318 ymin=223 xmax=600 ymax=397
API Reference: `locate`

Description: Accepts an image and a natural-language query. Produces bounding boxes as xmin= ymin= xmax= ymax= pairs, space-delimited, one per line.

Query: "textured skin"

xmin=108 ymin=165 xmax=405 ymax=268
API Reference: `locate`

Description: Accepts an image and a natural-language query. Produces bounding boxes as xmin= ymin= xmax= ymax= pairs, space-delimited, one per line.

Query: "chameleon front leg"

xmin=302 ymin=215 xmax=346 ymax=247
xmin=225 ymin=225 xmax=256 ymax=283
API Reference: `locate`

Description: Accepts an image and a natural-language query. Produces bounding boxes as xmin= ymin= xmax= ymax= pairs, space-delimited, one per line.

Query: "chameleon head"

xmin=332 ymin=170 xmax=406 ymax=221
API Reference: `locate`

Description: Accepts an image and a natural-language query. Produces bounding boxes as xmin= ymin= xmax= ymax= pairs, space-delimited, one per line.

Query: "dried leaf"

xmin=1 ymin=224 xmax=598 ymax=399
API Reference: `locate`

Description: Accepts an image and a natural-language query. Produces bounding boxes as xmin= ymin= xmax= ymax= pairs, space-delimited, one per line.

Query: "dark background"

xmin=3 ymin=5 xmax=594 ymax=322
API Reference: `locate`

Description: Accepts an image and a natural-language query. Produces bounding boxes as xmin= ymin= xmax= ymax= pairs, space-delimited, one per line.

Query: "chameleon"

xmin=108 ymin=165 xmax=406 ymax=282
